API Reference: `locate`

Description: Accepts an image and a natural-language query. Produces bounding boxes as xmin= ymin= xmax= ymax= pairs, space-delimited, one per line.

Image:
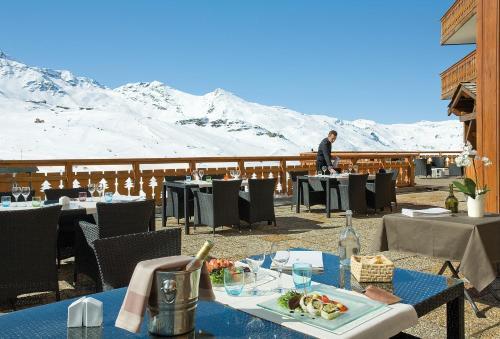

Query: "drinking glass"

xmin=96 ymin=183 xmax=105 ymax=198
xmin=11 ymin=186 xmax=21 ymax=207
xmin=88 ymin=183 xmax=96 ymax=201
xmin=205 ymin=176 xmax=212 ymax=183
xmin=21 ymin=187 xmax=30 ymax=206
xmin=321 ymin=166 xmax=327 ymax=175
xmin=245 ymin=254 xmax=265 ymax=295
xmin=224 ymin=267 xmax=245 ymax=296
xmin=230 ymin=170 xmax=235 ymax=179
xmin=269 ymin=242 xmax=290 ymax=293
xmin=185 ymin=175 xmax=192 ymax=182
xmin=78 ymin=192 xmax=87 ymax=202
xmin=104 ymin=192 xmax=113 ymax=203
xmin=198 ymin=169 xmax=205 ymax=181
xmin=1 ymin=196 xmax=11 ymax=208
xmin=316 ymin=170 xmax=322 ymax=176
xmin=292 ymin=263 xmax=312 ymax=291
xmin=236 ymin=169 xmax=241 ymax=179
xmin=31 ymin=197 xmax=41 ymax=207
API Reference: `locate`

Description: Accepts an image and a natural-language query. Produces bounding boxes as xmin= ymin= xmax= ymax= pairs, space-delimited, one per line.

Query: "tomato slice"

xmin=338 ymin=304 xmax=348 ymax=312
xmin=321 ymin=295 xmax=330 ymax=303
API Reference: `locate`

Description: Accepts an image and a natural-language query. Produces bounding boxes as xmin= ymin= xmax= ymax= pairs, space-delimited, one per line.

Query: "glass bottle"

xmin=445 ymin=184 xmax=459 ymax=213
xmin=338 ymin=210 xmax=361 ymax=268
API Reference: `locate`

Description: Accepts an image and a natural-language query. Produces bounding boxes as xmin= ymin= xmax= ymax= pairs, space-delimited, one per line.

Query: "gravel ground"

xmin=1 ymin=177 xmax=498 ymax=338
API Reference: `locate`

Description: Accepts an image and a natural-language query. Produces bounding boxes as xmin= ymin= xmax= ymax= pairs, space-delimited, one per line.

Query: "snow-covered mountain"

xmin=0 ymin=52 xmax=462 ymax=159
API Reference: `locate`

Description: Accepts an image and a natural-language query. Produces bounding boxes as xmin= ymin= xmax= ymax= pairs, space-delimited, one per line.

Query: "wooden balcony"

xmin=0 ymin=152 xmax=424 ymax=204
xmin=441 ymin=50 xmax=477 ymax=99
xmin=441 ymin=0 xmax=477 ymax=45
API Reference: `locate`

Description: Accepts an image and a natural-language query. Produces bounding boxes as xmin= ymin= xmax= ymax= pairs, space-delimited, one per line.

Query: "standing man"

xmin=316 ymin=130 xmax=337 ymax=172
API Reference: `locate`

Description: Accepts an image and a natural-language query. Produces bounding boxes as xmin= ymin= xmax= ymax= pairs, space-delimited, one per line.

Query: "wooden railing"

xmin=0 ymin=152 xmax=420 ymax=205
xmin=441 ymin=0 xmax=477 ymax=44
xmin=441 ymin=50 xmax=477 ymax=99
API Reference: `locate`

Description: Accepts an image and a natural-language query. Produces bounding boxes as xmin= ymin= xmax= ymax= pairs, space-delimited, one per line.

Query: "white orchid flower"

xmin=482 ymin=157 xmax=493 ymax=167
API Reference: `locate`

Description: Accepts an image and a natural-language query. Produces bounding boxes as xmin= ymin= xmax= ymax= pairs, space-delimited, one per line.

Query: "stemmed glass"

xmin=269 ymin=242 xmax=290 ymax=294
xmin=21 ymin=187 xmax=30 ymax=206
xmin=230 ymin=170 xmax=235 ymax=179
xmin=245 ymin=253 xmax=265 ymax=296
xmin=11 ymin=185 xmax=21 ymax=207
xmin=88 ymin=183 xmax=96 ymax=201
xmin=321 ymin=165 xmax=327 ymax=176
xmin=96 ymin=183 xmax=105 ymax=199
xmin=198 ymin=169 xmax=205 ymax=181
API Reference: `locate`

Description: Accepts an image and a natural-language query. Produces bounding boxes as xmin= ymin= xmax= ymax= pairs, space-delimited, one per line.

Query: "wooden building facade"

xmin=441 ymin=0 xmax=500 ymax=212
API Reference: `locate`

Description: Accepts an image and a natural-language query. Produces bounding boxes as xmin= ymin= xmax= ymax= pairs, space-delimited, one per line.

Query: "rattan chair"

xmin=448 ymin=163 xmax=463 ymax=177
xmin=0 ymin=205 xmax=62 ymax=307
xmin=289 ymin=170 xmax=309 ymax=211
xmin=44 ymin=187 xmax=90 ymax=200
xmin=301 ymin=177 xmax=327 ymax=211
xmin=238 ymin=179 xmax=276 ymax=229
xmin=93 ymin=228 xmax=182 ymax=291
xmin=164 ymin=175 xmax=195 ymax=224
xmin=330 ymin=174 xmax=368 ymax=214
xmin=388 ymin=168 xmax=400 ymax=206
xmin=194 ymin=180 xmax=241 ymax=235
xmin=431 ymin=156 xmax=446 ymax=168
xmin=0 ymin=190 xmax=35 ymax=202
xmin=75 ymin=200 xmax=155 ymax=289
xmin=57 ymin=209 xmax=95 ymax=267
xmin=414 ymin=158 xmax=431 ymax=177
xmin=366 ymin=173 xmax=393 ymax=212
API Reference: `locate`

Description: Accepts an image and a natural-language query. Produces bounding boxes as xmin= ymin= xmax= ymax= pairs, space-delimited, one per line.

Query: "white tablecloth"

xmin=214 ymin=268 xmax=417 ymax=339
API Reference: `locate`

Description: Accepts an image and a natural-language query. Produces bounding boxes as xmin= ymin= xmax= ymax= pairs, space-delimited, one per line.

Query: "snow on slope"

xmin=0 ymin=51 xmax=462 ymax=160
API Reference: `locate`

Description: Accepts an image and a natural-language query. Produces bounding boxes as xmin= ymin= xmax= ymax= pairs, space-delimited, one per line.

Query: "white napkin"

xmin=401 ymin=207 xmax=451 ymax=217
xmin=112 ymin=195 xmax=143 ymax=202
xmin=271 ymin=251 xmax=324 ymax=270
xmin=67 ymin=297 xmax=103 ymax=328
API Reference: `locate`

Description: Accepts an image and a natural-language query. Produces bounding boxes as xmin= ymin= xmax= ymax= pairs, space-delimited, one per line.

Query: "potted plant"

xmin=453 ymin=142 xmax=493 ymax=217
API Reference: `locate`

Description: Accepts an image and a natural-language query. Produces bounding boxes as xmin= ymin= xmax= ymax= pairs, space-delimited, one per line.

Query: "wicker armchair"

xmin=93 ymin=228 xmax=182 ymax=291
xmin=238 ymin=179 xmax=276 ymax=228
xmin=366 ymin=173 xmax=393 ymax=212
xmin=289 ymin=170 xmax=308 ymax=211
xmin=431 ymin=156 xmax=446 ymax=168
xmin=44 ymin=187 xmax=90 ymax=200
xmin=448 ymin=163 xmax=463 ymax=177
xmin=75 ymin=200 xmax=155 ymax=289
xmin=330 ymin=174 xmax=368 ymax=214
xmin=0 ymin=190 xmax=35 ymax=202
xmin=164 ymin=175 xmax=195 ymax=224
xmin=194 ymin=180 xmax=241 ymax=235
xmin=414 ymin=158 xmax=431 ymax=177
xmin=0 ymin=205 xmax=62 ymax=306
xmin=57 ymin=208 xmax=95 ymax=267
xmin=388 ymin=168 xmax=400 ymax=206
xmin=301 ymin=177 xmax=327 ymax=211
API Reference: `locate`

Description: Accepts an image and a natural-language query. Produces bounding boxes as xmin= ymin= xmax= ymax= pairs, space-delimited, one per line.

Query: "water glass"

xmin=292 ymin=263 xmax=312 ymax=291
xmin=245 ymin=254 xmax=265 ymax=295
xmin=205 ymin=176 xmax=212 ymax=183
xmin=185 ymin=175 xmax=192 ymax=182
xmin=224 ymin=268 xmax=245 ymax=296
xmin=78 ymin=192 xmax=87 ymax=202
xmin=316 ymin=170 xmax=322 ymax=176
xmin=31 ymin=197 xmax=41 ymax=207
xmin=1 ymin=196 xmax=11 ymax=208
xmin=269 ymin=243 xmax=290 ymax=294
xmin=104 ymin=192 xmax=113 ymax=203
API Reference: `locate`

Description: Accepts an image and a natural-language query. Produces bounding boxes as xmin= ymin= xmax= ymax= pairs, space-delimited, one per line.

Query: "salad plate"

xmin=257 ymin=284 xmax=387 ymax=332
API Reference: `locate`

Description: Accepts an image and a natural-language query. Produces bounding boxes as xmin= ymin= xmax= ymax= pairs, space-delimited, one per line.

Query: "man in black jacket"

xmin=316 ymin=130 xmax=337 ymax=171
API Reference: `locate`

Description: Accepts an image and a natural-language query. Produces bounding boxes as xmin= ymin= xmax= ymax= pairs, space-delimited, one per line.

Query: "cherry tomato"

xmin=321 ymin=295 xmax=330 ymax=303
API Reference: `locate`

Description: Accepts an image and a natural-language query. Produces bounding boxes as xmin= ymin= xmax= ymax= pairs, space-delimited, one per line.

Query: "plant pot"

xmin=467 ymin=194 xmax=485 ymax=218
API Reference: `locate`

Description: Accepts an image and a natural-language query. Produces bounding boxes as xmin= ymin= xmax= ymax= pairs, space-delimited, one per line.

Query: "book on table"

xmin=401 ymin=207 xmax=451 ymax=218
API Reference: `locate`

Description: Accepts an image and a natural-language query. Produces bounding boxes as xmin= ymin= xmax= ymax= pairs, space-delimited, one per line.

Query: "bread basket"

xmin=351 ymin=255 xmax=394 ymax=282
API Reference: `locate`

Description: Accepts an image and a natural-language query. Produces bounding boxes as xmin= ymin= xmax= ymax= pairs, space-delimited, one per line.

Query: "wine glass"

xmin=269 ymin=242 xmax=290 ymax=294
xmin=321 ymin=165 xmax=327 ymax=176
xmin=245 ymin=253 xmax=265 ymax=295
xmin=198 ymin=169 xmax=205 ymax=181
xmin=229 ymin=170 xmax=234 ymax=179
xmin=88 ymin=183 xmax=96 ymax=201
xmin=96 ymin=183 xmax=105 ymax=199
xmin=11 ymin=185 xmax=21 ymax=207
xmin=21 ymin=187 xmax=30 ymax=206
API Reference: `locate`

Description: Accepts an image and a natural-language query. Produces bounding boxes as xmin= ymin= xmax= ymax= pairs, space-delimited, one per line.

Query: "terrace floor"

xmin=2 ymin=177 xmax=499 ymax=338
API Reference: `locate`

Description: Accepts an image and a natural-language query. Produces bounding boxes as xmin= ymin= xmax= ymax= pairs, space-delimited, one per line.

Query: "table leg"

xmin=295 ymin=178 xmax=301 ymax=213
xmin=326 ymin=179 xmax=331 ymax=218
xmin=184 ymin=187 xmax=190 ymax=235
xmin=446 ymin=295 xmax=464 ymax=339
xmin=162 ymin=184 xmax=167 ymax=227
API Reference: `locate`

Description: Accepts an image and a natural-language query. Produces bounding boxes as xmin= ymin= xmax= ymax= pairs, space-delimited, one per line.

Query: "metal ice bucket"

xmin=147 ymin=267 xmax=201 ymax=336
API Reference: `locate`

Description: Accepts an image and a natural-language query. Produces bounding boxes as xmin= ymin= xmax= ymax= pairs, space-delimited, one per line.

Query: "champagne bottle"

xmin=185 ymin=240 xmax=214 ymax=271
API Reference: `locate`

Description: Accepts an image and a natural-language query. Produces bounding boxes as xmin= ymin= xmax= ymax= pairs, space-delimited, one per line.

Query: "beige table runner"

xmin=214 ymin=268 xmax=417 ymax=339
xmin=373 ymin=213 xmax=500 ymax=291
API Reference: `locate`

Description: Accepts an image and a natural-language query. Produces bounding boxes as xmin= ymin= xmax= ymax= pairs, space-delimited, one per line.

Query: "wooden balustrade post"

xmin=237 ymin=160 xmax=245 ymax=175
xmin=188 ymin=160 xmax=196 ymax=173
xmin=279 ymin=159 xmax=287 ymax=195
xmin=132 ymin=162 xmax=141 ymax=196
xmin=409 ymin=156 xmax=415 ymax=186
xmin=64 ymin=162 xmax=73 ymax=189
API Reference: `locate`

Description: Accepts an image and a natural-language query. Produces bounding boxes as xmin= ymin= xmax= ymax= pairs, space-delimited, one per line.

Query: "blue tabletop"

xmin=0 ymin=250 xmax=460 ymax=338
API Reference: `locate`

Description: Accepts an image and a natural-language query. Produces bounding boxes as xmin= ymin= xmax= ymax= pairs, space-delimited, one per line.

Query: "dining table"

xmin=0 ymin=249 xmax=464 ymax=338
xmin=295 ymin=174 xmax=376 ymax=218
xmin=163 ymin=179 xmax=248 ymax=234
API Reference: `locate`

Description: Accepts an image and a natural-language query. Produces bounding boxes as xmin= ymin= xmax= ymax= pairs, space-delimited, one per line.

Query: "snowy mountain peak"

xmin=0 ymin=53 xmax=463 ymax=159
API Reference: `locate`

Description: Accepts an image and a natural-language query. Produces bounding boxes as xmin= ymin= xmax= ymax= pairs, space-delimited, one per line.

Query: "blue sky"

xmin=1 ymin=0 xmax=473 ymax=123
